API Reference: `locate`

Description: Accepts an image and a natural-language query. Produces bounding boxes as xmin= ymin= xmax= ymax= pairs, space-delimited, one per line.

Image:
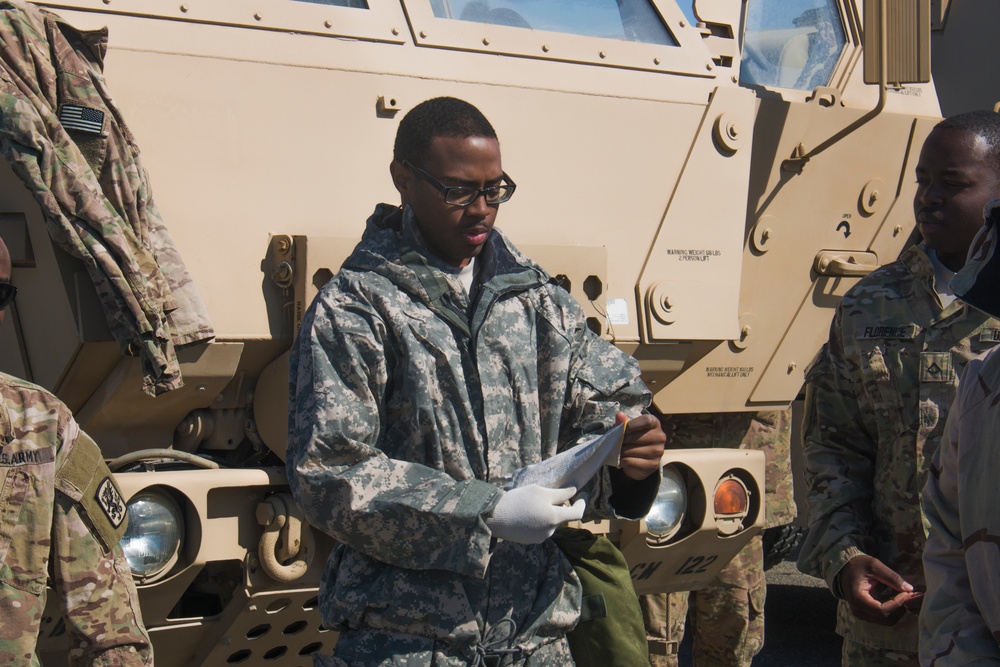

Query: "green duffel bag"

xmin=553 ymin=526 xmax=650 ymax=667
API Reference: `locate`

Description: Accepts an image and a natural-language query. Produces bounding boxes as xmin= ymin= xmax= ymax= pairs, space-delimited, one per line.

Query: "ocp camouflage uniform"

xmin=796 ymin=243 xmax=1000 ymax=665
xmin=0 ymin=372 xmax=152 ymax=666
xmin=0 ymin=0 xmax=214 ymax=396
xmin=641 ymin=409 xmax=795 ymax=666
xmin=287 ymin=204 xmax=659 ymax=666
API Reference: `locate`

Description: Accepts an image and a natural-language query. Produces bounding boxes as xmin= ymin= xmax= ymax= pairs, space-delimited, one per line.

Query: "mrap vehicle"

xmin=0 ymin=0 xmax=991 ymax=664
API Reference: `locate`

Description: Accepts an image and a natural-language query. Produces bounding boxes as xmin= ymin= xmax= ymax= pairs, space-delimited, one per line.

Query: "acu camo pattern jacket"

xmin=797 ymin=244 xmax=1000 ymax=652
xmin=0 ymin=372 xmax=151 ymax=666
xmin=287 ymin=204 xmax=658 ymax=660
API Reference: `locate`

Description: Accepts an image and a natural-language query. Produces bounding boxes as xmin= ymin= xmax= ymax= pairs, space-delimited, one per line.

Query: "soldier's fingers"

xmin=867 ymin=562 xmax=914 ymax=594
xmin=621 ymin=445 xmax=663 ymax=465
xmin=619 ymin=455 xmax=662 ymax=480
xmin=623 ymin=418 xmax=666 ymax=449
xmin=623 ymin=414 xmax=659 ymax=435
xmin=874 ymin=592 xmax=915 ymax=624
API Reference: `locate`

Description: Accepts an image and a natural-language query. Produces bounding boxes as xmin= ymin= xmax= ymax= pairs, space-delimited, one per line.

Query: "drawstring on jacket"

xmin=468 ymin=617 xmax=523 ymax=667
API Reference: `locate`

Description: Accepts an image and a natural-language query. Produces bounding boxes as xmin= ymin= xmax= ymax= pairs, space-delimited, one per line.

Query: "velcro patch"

xmin=96 ymin=476 xmax=126 ymax=528
xmin=58 ymin=104 xmax=105 ymax=135
xmin=920 ymin=351 xmax=954 ymax=383
xmin=0 ymin=446 xmax=54 ymax=467
xmin=56 ymin=433 xmax=128 ymax=550
xmin=856 ymin=323 xmax=920 ymax=340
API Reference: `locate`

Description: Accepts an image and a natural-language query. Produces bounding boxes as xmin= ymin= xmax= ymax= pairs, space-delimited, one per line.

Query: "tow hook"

xmin=256 ymin=493 xmax=315 ymax=582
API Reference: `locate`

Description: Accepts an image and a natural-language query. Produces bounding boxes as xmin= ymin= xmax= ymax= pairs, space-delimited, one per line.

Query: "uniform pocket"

xmin=0 ymin=468 xmax=28 ymax=566
xmin=861 ymin=345 xmax=911 ymax=440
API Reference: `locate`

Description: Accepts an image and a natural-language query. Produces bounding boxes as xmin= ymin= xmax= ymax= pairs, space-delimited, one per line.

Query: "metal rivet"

xmin=679 ymin=20 xmax=686 ymax=27
xmin=787 ymin=363 xmax=797 ymax=373
xmin=706 ymin=61 xmax=714 ymax=70
xmin=324 ymin=20 xmax=332 ymax=28
xmin=391 ymin=27 xmax=399 ymax=35
xmin=179 ymin=3 xmax=187 ymax=10
xmin=599 ymin=51 xmax=607 ymax=59
xmin=419 ymin=30 xmax=427 ymax=38
xmin=253 ymin=12 xmax=262 ymax=20
xmin=482 ymin=37 xmax=490 ymax=45
xmin=542 ymin=44 xmax=549 ymax=52
xmin=653 ymin=57 xmax=660 ymax=65
xmin=894 ymin=225 xmax=904 ymax=236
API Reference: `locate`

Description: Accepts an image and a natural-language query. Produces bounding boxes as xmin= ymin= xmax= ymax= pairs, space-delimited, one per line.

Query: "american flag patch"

xmin=59 ymin=104 xmax=105 ymax=135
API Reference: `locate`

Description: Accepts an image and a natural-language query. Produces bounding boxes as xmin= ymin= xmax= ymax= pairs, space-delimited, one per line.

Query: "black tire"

xmin=762 ymin=524 xmax=805 ymax=571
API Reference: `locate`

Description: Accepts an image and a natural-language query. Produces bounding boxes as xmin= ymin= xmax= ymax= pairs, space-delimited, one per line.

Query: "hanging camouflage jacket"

xmin=796 ymin=243 xmax=1000 ymax=652
xmin=287 ymin=204 xmax=658 ymax=664
xmin=0 ymin=371 xmax=152 ymax=666
xmin=0 ymin=0 xmax=214 ymax=396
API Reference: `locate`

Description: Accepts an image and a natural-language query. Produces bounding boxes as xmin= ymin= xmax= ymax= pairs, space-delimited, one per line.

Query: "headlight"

xmin=645 ymin=464 xmax=686 ymax=542
xmin=121 ymin=490 xmax=183 ymax=581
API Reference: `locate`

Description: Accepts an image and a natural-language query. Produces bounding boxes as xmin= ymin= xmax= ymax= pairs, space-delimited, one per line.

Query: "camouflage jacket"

xmin=665 ymin=409 xmax=795 ymax=528
xmin=288 ymin=204 xmax=658 ymax=660
xmin=0 ymin=0 xmax=214 ymax=396
xmin=0 ymin=372 xmax=151 ymax=666
xmin=920 ymin=350 xmax=1000 ymax=666
xmin=796 ymin=244 xmax=1000 ymax=652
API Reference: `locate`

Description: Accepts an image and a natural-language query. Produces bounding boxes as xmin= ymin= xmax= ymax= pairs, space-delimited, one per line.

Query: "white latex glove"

xmin=485 ymin=485 xmax=585 ymax=544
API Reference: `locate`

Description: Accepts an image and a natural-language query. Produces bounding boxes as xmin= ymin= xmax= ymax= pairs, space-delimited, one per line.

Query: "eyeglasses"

xmin=0 ymin=281 xmax=16 ymax=310
xmin=403 ymin=160 xmax=516 ymax=206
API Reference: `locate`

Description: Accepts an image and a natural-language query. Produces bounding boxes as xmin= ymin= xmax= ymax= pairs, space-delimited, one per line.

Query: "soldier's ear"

xmin=390 ymin=160 xmax=410 ymax=200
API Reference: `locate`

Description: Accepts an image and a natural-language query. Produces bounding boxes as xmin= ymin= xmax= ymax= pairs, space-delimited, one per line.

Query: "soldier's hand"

xmin=486 ymin=485 xmax=585 ymax=544
xmin=838 ymin=555 xmax=923 ymax=626
xmin=617 ymin=412 xmax=665 ymax=481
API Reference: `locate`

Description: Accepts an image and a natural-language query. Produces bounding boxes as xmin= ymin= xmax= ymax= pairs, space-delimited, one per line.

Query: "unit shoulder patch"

xmin=96 ymin=475 xmax=126 ymax=528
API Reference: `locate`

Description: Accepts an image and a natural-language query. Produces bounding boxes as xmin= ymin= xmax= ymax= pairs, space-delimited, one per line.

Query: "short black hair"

xmin=934 ymin=109 xmax=1000 ymax=175
xmin=393 ymin=97 xmax=498 ymax=165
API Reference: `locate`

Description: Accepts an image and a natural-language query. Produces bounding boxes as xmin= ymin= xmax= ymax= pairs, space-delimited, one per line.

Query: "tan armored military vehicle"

xmin=0 ymin=0 xmax=994 ymax=663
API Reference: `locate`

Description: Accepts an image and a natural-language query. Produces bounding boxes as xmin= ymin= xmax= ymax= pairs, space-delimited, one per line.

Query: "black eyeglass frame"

xmin=402 ymin=160 xmax=516 ymax=206
xmin=0 ymin=281 xmax=16 ymax=310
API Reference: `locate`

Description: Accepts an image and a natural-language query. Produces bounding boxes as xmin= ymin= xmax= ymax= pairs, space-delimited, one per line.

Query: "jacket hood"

xmin=341 ymin=203 xmax=551 ymax=301
xmin=952 ymin=199 xmax=1000 ymax=319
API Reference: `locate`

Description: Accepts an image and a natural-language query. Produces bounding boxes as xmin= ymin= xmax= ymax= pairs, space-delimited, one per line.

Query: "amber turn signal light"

xmin=714 ymin=477 xmax=749 ymax=516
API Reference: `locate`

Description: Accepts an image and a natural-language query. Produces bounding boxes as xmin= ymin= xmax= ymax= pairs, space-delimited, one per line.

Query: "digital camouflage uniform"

xmin=0 ymin=372 xmax=152 ymax=666
xmin=0 ymin=0 xmax=214 ymax=396
xmin=287 ymin=204 xmax=659 ymax=666
xmin=796 ymin=243 xmax=1000 ymax=666
xmin=920 ymin=201 xmax=1000 ymax=666
xmin=641 ymin=409 xmax=796 ymax=667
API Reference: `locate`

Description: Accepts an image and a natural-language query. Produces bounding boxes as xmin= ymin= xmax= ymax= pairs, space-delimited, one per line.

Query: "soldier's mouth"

xmin=463 ymin=227 xmax=490 ymax=245
xmin=916 ymin=213 xmax=945 ymax=229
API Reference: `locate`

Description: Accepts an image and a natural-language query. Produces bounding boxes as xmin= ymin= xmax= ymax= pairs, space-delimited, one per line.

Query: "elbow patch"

xmin=55 ymin=433 xmax=128 ymax=552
